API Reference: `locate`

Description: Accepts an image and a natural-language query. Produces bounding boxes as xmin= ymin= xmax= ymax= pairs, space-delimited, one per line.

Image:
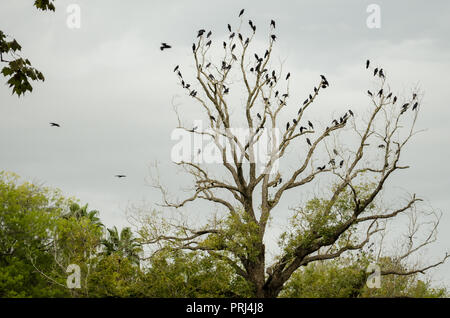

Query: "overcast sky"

xmin=1 ymin=0 xmax=449 ymax=287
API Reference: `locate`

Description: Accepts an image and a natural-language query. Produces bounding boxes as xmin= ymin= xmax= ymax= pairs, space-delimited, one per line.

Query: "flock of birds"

xmin=47 ymin=9 xmax=421 ymax=183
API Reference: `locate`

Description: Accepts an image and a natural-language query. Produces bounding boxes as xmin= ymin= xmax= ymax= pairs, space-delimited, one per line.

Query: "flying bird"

xmin=160 ymin=43 xmax=171 ymax=51
xmin=115 ymin=175 xmax=126 ymax=178
xmin=50 ymin=122 xmax=60 ymax=127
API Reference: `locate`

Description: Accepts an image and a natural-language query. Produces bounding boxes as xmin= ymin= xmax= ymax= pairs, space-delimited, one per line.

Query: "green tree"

xmin=0 ymin=1 xmax=55 ymax=96
xmin=101 ymin=226 xmax=142 ymax=266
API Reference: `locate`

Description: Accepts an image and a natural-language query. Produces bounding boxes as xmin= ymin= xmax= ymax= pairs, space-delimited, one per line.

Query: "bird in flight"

xmin=160 ymin=43 xmax=171 ymax=51
xmin=50 ymin=122 xmax=60 ymax=127
xmin=115 ymin=175 xmax=126 ymax=178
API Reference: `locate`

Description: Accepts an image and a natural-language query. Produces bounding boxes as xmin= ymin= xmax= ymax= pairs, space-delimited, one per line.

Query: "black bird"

xmin=270 ymin=20 xmax=276 ymax=28
xmin=286 ymin=122 xmax=290 ymax=130
xmin=286 ymin=72 xmax=290 ymax=80
xmin=271 ymin=34 xmax=277 ymax=41
xmin=50 ymin=122 xmax=60 ymax=127
xmin=412 ymin=102 xmax=418 ymax=111
xmin=339 ymin=160 xmax=344 ymax=168
xmin=239 ymin=9 xmax=245 ymax=17
xmin=308 ymin=121 xmax=314 ymax=129
xmin=229 ymin=32 xmax=235 ymax=39
xmin=207 ymin=31 xmax=212 ymax=38
xmin=210 ymin=115 xmax=216 ymax=122
xmin=293 ymin=119 xmax=297 ymax=124
xmin=366 ymin=60 xmax=370 ymax=69
xmin=413 ymin=93 xmax=417 ymax=99
xmin=227 ymin=24 xmax=232 ymax=32
xmin=378 ymin=144 xmax=385 ymax=148
xmin=160 ymin=43 xmax=171 ymax=51
xmin=386 ymin=92 xmax=392 ymax=99
xmin=206 ymin=40 xmax=212 ymax=47
xmin=306 ymin=138 xmax=312 ymax=146
xmin=197 ymin=29 xmax=205 ymax=37
xmin=115 ymin=175 xmax=126 ymax=178
xmin=223 ymin=41 xmax=226 ymax=49
xmin=257 ymin=113 xmax=262 ymax=120
xmin=297 ymin=107 xmax=302 ymax=115
xmin=192 ymin=43 xmax=196 ymax=52
xmin=329 ymin=159 xmax=336 ymax=166
xmin=264 ymin=50 xmax=269 ymax=58
xmin=249 ymin=20 xmax=254 ymax=28
xmin=206 ymin=62 xmax=211 ymax=68
xmin=348 ymin=109 xmax=354 ymax=116
xmin=368 ymin=90 xmax=373 ymax=97
xmin=303 ymin=99 xmax=308 ymax=105
xmin=309 ymin=94 xmax=312 ymax=100
xmin=332 ymin=119 xmax=338 ymax=125
xmin=173 ymin=65 xmax=179 ymax=72
xmin=393 ymin=96 xmax=397 ymax=104
xmin=299 ymin=126 xmax=306 ymax=133
xmin=377 ymin=89 xmax=383 ymax=97
xmin=379 ymin=69 xmax=384 ymax=78
xmin=333 ymin=149 xmax=339 ymax=156
xmin=231 ymin=44 xmax=236 ymax=51
xmin=374 ymin=68 xmax=378 ymax=76
xmin=317 ymin=165 xmax=326 ymax=171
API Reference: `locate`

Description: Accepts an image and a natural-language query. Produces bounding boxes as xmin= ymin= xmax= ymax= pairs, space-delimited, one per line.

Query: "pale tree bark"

xmin=137 ymin=13 xmax=448 ymax=297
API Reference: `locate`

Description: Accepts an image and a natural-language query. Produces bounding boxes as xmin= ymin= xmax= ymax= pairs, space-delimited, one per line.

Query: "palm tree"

xmin=101 ymin=226 xmax=142 ymax=266
xmin=64 ymin=203 xmax=103 ymax=228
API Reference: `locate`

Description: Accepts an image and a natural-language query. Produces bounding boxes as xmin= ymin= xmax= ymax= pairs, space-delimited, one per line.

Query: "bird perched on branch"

xmin=366 ymin=60 xmax=370 ymax=69
xmin=270 ymin=20 xmax=276 ymax=28
xmin=239 ymin=9 xmax=245 ymax=17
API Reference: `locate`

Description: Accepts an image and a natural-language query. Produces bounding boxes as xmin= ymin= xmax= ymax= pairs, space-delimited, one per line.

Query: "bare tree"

xmin=137 ymin=12 xmax=448 ymax=297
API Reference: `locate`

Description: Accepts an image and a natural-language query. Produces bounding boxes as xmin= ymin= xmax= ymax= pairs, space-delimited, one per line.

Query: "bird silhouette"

xmin=160 ymin=43 xmax=171 ymax=51
xmin=239 ymin=9 xmax=245 ymax=17
xmin=286 ymin=73 xmax=290 ymax=80
xmin=227 ymin=24 xmax=232 ymax=32
xmin=412 ymin=102 xmax=418 ymax=111
xmin=271 ymin=34 xmax=277 ymax=41
xmin=339 ymin=160 xmax=344 ymax=168
xmin=115 ymin=175 xmax=126 ymax=178
xmin=374 ymin=68 xmax=378 ymax=76
xmin=368 ymin=90 xmax=373 ymax=97
xmin=366 ymin=60 xmax=370 ymax=69
xmin=50 ymin=122 xmax=60 ymax=127
xmin=207 ymin=31 xmax=212 ymax=38
xmin=349 ymin=109 xmax=354 ymax=116
xmin=192 ymin=43 xmax=196 ymax=52
xmin=393 ymin=96 xmax=397 ymax=104
xmin=197 ymin=29 xmax=205 ymax=37
xmin=286 ymin=122 xmax=290 ymax=130
xmin=270 ymin=20 xmax=276 ymax=28
xmin=257 ymin=113 xmax=262 ymax=120
xmin=306 ymin=138 xmax=312 ymax=146
xmin=317 ymin=165 xmax=326 ymax=171
xmin=308 ymin=121 xmax=314 ymax=129
xmin=173 ymin=65 xmax=179 ymax=72
xmin=377 ymin=89 xmax=383 ymax=97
